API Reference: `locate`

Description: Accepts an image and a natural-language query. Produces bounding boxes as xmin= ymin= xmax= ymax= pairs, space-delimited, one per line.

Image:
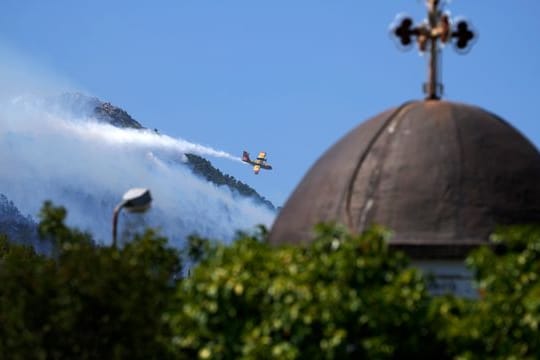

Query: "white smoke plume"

xmin=0 ymin=94 xmax=275 ymax=246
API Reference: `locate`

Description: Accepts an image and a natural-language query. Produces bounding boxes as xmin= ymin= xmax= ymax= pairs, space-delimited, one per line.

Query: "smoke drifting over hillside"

xmin=0 ymin=93 xmax=275 ymax=246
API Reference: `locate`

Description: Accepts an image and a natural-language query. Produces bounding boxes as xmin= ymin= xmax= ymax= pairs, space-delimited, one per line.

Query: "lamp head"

xmin=122 ymin=188 xmax=152 ymax=213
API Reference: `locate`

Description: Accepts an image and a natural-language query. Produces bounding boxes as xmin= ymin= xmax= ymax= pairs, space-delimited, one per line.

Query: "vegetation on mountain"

xmin=0 ymin=194 xmax=38 ymax=247
xmin=184 ymin=153 xmax=275 ymax=210
xmin=89 ymin=96 xmax=275 ymax=210
xmin=93 ymin=101 xmax=144 ymax=129
xmin=0 ymin=95 xmax=274 ymax=249
xmin=57 ymin=92 xmax=144 ymax=130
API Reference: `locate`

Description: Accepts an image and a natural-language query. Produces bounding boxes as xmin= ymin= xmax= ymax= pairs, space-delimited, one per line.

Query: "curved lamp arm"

xmin=112 ymin=200 xmax=127 ymax=248
xmin=112 ymin=188 xmax=152 ymax=248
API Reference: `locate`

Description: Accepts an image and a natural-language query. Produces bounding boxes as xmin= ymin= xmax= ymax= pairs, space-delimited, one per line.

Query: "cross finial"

xmin=391 ymin=0 xmax=476 ymax=100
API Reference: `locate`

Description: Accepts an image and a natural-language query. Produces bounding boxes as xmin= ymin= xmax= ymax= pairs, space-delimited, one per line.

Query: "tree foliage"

xmin=170 ymin=224 xmax=540 ymax=359
xmin=0 ymin=202 xmax=181 ymax=360
xmin=1 ymin=201 xmax=540 ymax=359
xmin=430 ymin=225 xmax=540 ymax=359
xmin=170 ymin=224 xmax=443 ymax=359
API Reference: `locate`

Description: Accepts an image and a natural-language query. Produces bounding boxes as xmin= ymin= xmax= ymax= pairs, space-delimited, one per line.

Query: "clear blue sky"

xmin=1 ymin=1 xmax=539 ymax=207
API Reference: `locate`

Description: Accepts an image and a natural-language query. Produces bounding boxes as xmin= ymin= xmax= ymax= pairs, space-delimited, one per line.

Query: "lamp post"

xmin=112 ymin=188 xmax=152 ymax=248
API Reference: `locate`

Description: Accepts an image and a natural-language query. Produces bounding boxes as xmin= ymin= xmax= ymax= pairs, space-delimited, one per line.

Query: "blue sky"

xmin=1 ymin=1 xmax=539 ymax=207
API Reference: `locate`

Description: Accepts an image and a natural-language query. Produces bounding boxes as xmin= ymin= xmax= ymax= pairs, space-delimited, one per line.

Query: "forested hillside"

xmin=184 ymin=153 xmax=275 ymax=210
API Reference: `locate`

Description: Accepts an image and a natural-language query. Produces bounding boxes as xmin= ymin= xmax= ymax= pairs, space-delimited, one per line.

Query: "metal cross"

xmin=391 ymin=0 xmax=476 ymax=100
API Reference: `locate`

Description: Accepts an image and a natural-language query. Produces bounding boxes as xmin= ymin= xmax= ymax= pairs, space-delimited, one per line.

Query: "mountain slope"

xmin=184 ymin=154 xmax=274 ymax=210
xmin=81 ymin=94 xmax=275 ymax=210
xmin=0 ymin=194 xmax=38 ymax=246
xmin=94 ymin=101 xmax=144 ymax=129
xmin=57 ymin=92 xmax=144 ymax=129
xmin=0 ymin=93 xmax=275 ymax=246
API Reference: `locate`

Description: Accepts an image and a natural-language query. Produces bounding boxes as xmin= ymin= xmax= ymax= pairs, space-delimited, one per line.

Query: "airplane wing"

xmin=253 ymin=165 xmax=261 ymax=174
xmin=257 ymin=152 xmax=267 ymax=160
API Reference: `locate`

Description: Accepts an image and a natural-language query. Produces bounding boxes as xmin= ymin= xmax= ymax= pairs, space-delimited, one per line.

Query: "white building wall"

xmin=413 ymin=260 xmax=479 ymax=298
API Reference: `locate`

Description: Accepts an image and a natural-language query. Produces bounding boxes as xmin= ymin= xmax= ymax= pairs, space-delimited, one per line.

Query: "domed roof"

xmin=269 ymin=101 xmax=540 ymax=258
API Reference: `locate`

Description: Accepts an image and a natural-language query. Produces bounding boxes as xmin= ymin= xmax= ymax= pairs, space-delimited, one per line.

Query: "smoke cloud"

xmin=0 ymin=92 xmax=275 ymax=246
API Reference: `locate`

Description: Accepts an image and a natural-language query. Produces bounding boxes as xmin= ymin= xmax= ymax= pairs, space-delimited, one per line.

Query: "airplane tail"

xmin=242 ymin=151 xmax=250 ymax=162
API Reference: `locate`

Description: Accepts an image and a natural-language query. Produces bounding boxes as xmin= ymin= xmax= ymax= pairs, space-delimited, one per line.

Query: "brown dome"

xmin=269 ymin=101 xmax=540 ymax=258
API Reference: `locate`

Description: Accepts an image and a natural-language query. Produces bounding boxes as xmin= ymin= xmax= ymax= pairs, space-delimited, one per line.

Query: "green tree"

xmin=430 ymin=225 xmax=540 ymax=359
xmin=0 ymin=202 xmax=181 ymax=360
xmin=169 ymin=224 xmax=443 ymax=359
xmin=2 ymin=201 xmax=540 ymax=359
xmin=170 ymin=224 xmax=540 ymax=359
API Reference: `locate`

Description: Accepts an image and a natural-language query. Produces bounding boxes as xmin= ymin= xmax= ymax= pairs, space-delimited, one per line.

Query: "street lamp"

xmin=112 ymin=188 xmax=152 ymax=248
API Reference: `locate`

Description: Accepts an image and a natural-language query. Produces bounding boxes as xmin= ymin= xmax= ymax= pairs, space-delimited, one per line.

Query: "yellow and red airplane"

xmin=242 ymin=151 xmax=273 ymax=175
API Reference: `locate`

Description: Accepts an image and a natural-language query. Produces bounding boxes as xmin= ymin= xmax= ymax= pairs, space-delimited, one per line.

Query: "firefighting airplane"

xmin=242 ymin=151 xmax=273 ymax=175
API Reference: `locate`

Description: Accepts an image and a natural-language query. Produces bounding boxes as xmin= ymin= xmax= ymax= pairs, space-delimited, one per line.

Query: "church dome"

xmin=269 ymin=100 xmax=540 ymax=258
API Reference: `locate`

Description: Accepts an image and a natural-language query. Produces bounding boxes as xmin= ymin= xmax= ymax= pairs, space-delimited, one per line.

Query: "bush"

xmin=430 ymin=225 xmax=540 ymax=359
xmin=2 ymin=201 xmax=540 ymax=359
xmin=0 ymin=202 xmax=181 ymax=360
xmin=169 ymin=224 xmax=444 ymax=359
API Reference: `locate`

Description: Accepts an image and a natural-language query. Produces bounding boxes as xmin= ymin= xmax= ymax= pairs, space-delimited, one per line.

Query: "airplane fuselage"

xmin=243 ymin=159 xmax=272 ymax=169
xmin=242 ymin=150 xmax=272 ymax=174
